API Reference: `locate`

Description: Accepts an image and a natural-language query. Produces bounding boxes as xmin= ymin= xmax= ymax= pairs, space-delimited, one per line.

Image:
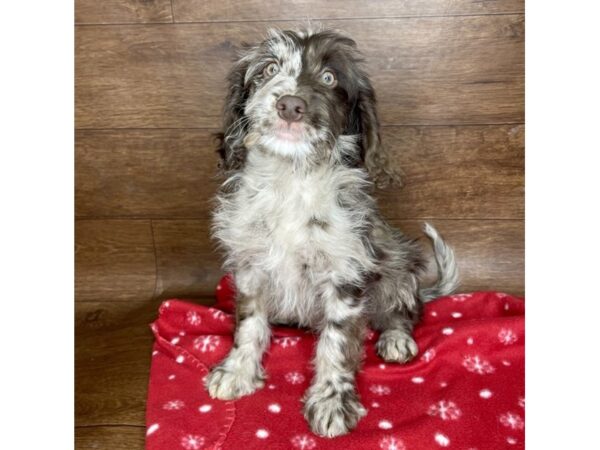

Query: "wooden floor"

xmin=75 ymin=1 xmax=524 ymax=448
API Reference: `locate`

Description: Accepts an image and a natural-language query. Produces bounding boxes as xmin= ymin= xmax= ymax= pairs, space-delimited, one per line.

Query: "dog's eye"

xmin=321 ymin=71 xmax=337 ymax=87
xmin=263 ymin=62 xmax=280 ymax=77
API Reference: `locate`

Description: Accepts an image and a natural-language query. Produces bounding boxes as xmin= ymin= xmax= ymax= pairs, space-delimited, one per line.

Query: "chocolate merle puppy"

xmin=205 ymin=27 xmax=459 ymax=437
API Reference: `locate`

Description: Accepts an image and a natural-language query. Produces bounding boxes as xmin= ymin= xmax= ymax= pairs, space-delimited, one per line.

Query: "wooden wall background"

xmin=75 ymin=1 xmax=524 ymax=448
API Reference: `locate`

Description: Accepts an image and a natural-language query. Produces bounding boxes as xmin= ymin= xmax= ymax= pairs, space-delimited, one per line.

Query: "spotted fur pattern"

xmin=206 ymin=26 xmax=460 ymax=437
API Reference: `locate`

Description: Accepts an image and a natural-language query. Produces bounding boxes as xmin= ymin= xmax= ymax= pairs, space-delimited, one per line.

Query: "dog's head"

xmin=217 ymin=27 xmax=399 ymax=187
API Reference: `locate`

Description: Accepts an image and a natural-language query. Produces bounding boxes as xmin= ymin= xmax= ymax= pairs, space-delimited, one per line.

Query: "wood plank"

xmin=75 ymin=0 xmax=173 ymax=24
xmin=75 ymin=125 xmax=523 ymax=220
xmin=152 ymin=219 xmax=223 ymax=298
xmin=377 ymin=124 xmax=524 ymax=219
xmin=75 ymin=15 xmax=524 ymax=128
xmin=172 ymin=0 xmax=524 ymax=22
xmin=75 ymin=300 xmax=157 ymax=426
xmin=394 ymin=219 xmax=524 ymax=296
xmin=75 ymin=298 xmax=216 ymax=428
xmin=75 ymin=220 xmax=156 ymax=302
xmin=153 ymin=219 xmax=524 ymax=298
xmin=75 ymin=129 xmax=220 ymax=218
xmin=75 ymin=425 xmax=145 ymax=449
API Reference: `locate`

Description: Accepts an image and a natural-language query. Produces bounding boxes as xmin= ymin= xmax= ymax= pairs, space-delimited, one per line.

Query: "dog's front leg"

xmin=304 ymin=284 xmax=367 ymax=437
xmin=206 ymin=292 xmax=270 ymax=400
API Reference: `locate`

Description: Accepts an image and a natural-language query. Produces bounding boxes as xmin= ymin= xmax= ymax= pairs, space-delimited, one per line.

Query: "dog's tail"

xmin=418 ymin=222 xmax=460 ymax=302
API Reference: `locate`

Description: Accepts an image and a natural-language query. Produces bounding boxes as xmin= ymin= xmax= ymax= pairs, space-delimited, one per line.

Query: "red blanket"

xmin=146 ymin=276 xmax=524 ymax=450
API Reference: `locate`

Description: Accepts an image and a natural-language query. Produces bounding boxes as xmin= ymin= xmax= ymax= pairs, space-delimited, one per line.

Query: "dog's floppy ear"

xmin=216 ymin=52 xmax=252 ymax=173
xmin=354 ymin=77 xmax=402 ymax=188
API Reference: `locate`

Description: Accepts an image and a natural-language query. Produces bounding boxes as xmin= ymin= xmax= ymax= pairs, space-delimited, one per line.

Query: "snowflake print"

xmin=498 ymin=328 xmax=518 ymax=345
xmin=211 ymin=309 xmax=227 ymax=321
xmin=290 ymin=434 xmax=316 ymax=449
xmin=451 ymin=293 xmax=471 ymax=302
xmin=518 ymin=396 xmax=525 ymax=408
xmin=428 ymin=400 xmax=462 ymax=420
xmin=180 ymin=434 xmax=205 ymax=450
xmin=370 ymin=384 xmax=392 ymax=396
xmin=462 ymin=355 xmax=495 ymax=374
xmin=273 ymin=336 xmax=301 ymax=348
xmin=421 ymin=348 xmax=436 ymax=362
xmin=285 ymin=372 xmax=305 ymax=384
xmin=193 ymin=335 xmax=220 ymax=353
xmin=379 ymin=435 xmax=406 ymax=450
xmin=499 ymin=412 xmax=524 ymax=430
xmin=162 ymin=400 xmax=185 ymax=410
xmin=434 ymin=432 xmax=450 ymax=447
xmin=366 ymin=329 xmax=376 ymax=340
xmin=186 ymin=311 xmax=202 ymax=326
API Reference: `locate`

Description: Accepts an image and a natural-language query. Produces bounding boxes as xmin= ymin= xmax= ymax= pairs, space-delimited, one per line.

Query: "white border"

xmin=527 ymin=1 xmax=600 ymax=448
xmin=0 ymin=2 xmax=73 ymax=448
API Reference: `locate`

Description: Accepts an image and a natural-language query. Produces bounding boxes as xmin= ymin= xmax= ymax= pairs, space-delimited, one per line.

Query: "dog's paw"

xmin=376 ymin=329 xmax=418 ymax=363
xmin=303 ymin=387 xmax=366 ymax=438
xmin=205 ymin=364 xmax=264 ymax=400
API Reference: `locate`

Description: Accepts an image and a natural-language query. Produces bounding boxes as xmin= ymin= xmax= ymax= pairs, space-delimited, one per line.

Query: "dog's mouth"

xmin=271 ymin=119 xmax=306 ymax=142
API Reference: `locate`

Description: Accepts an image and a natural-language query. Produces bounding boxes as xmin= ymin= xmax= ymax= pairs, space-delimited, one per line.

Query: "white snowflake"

xmin=211 ymin=309 xmax=227 ymax=321
xmin=186 ymin=311 xmax=202 ymax=326
xmin=285 ymin=371 xmax=305 ymax=384
xmin=421 ymin=348 xmax=436 ymax=362
xmin=290 ymin=434 xmax=316 ymax=449
xmin=428 ymin=400 xmax=462 ymax=420
xmin=180 ymin=434 xmax=205 ymax=450
xmin=162 ymin=399 xmax=185 ymax=410
xmin=479 ymin=389 xmax=493 ymax=399
xmin=462 ymin=355 xmax=495 ymax=374
xmin=379 ymin=436 xmax=406 ymax=450
xmin=369 ymin=384 xmax=392 ymax=396
xmin=451 ymin=293 xmax=471 ymax=302
xmin=193 ymin=335 xmax=220 ymax=353
xmin=273 ymin=336 xmax=301 ymax=348
xmin=378 ymin=420 xmax=393 ymax=430
xmin=499 ymin=412 xmax=524 ymax=430
xmin=366 ymin=329 xmax=377 ymax=340
xmin=498 ymin=328 xmax=518 ymax=345
xmin=146 ymin=423 xmax=159 ymax=436
xmin=518 ymin=396 xmax=525 ymax=408
xmin=434 ymin=432 xmax=450 ymax=447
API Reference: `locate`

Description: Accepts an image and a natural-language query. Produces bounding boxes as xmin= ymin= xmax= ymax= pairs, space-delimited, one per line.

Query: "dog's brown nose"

xmin=276 ymin=95 xmax=306 ymax=123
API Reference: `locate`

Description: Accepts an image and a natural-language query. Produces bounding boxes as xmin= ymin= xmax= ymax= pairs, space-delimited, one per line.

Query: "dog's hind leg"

xmin=370 ymin=277 xmax=422 ymax=363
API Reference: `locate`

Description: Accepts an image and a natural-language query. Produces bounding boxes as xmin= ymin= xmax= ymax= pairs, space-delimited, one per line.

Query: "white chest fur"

xmin=214 ymin=149 xmax=374 ymax=324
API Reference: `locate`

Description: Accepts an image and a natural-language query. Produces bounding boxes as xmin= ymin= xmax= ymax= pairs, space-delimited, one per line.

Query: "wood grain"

xmin=377 ymin=124 xmax=524 ymax=219
xmin=75 ymin=220 xmax=156 ymax=302
xmin=75 ymin=125 xmax=523 ymax=220
xmin=152 ymin=219 xmax=223 ymax=299
xmin=75 ymin=298 xmax=215 ymax=427
xmin=152 ymin=219 xmax=524 ymax=297
xmin=75 ymin=129 xmax=220 ymax=218
xmin=172 ymin=0 xmax=524 ymax=22
xmin=75 ymin=300 xmax=156 ymax=426
xmin=75 ymin=0 xmax=173 ymax=24
xmin=395 ymin=219 xmax=524 ymax=295
xmin=75 ymin=425 xmax=145 ymax=449
xmin=75 ymin=15 xmax=524 ymax=129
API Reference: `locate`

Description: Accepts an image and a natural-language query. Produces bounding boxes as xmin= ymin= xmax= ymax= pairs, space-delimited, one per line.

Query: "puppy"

xmin=206 ymin=27 xmax=460 ymax=437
